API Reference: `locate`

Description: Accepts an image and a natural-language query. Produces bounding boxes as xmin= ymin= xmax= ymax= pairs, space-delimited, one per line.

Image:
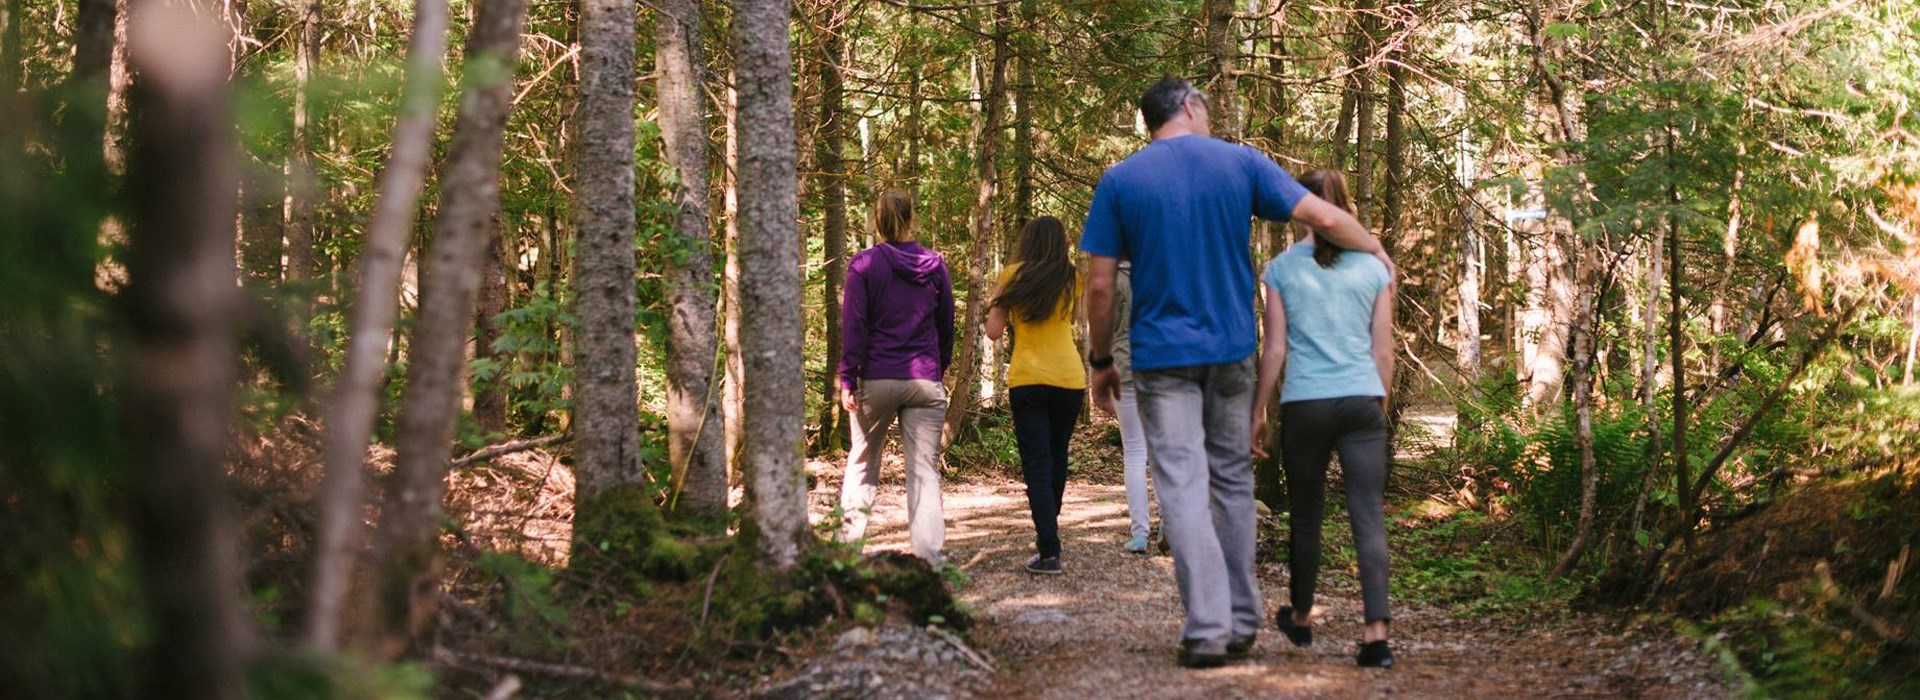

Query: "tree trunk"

xmin=1551 ymin=248 xmax=1600 ymax=579
xmin=658 ymin=0 xmax=727 ymax=516
xmin=121 ymin=5 xmax=252 ymax=696
xmin=1350 ymin=0 xmax=1378 ymax=219
xmin=305 ymin=0 xmax=451 ymax=653
xmin=1201 ymin=0 xmax=1239 ymax=140
xmin=722 ymin=73 xmax=746 ymax=479
xmin=1666 ymin=129 xmax=1692 ymax=545
xmin=1628 ymin=230 xmax=1664 ymax=544
xmin=571 ymin=0 xmax=642 ymax=504
xmin=368 ymin=0 xmax=528 ymax=658
xmin=1381 ymin=61 xmax=1404 ymax=239
xmin=285 ymin=0 xmax=319 ymax=293
xmin=734 ymin=0 xmax=810 ymax=571
xmin=941 ymin=6 xmax=1010 ymax=448
xmin=74 ymin=0 xmax=115 ymax=103
xmin=814 ymin=10 xmax=848 ymax=454
xmin=238 ymin=164 xmax=284 ymax=285
xmin=1011 ymin=0 xmax=1035 ymax=226
xmin=473 ymin=214 xmax=510 ymax=434
xmin=1521 ymin=6 xmax=1578 ymax=409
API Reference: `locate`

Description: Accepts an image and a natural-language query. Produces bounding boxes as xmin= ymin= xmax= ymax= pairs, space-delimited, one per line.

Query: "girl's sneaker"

xmin=1024 ymin=554 xmax=1063 ymax=575
xmin=1356 ymin=640 xmax=1394 ymax=668
xmin=1123 ymin=535 xmax=1150 ymax=554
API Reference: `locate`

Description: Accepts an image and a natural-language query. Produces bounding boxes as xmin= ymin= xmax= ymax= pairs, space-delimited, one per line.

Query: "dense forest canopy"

xmin=2 ymin=0 xmax=1917 ymax=697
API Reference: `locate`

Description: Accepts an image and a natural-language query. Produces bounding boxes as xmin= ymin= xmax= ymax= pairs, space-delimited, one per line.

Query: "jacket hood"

xmin=874 ymin=241 xmax=944 ymax=285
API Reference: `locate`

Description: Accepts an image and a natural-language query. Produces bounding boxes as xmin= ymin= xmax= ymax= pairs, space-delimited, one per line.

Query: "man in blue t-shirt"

xmin=1081 ymin=77 xmax=1390 ymax=669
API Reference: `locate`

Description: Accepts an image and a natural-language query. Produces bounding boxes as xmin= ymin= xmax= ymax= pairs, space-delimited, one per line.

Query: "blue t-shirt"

xmin=1261 ymin=241 xmax=1391 ymax=403
xmin=1080 ymin=135 xmax=1309 ymax=371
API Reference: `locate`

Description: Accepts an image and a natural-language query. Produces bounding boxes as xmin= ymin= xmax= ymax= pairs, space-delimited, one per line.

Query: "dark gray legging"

xmin=1281 ymin=396 xmax=1391 ymax=623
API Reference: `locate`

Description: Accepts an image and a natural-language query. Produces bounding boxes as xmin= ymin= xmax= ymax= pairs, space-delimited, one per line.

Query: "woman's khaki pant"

xmin=837 ymin=378 xmax=948 ymax=565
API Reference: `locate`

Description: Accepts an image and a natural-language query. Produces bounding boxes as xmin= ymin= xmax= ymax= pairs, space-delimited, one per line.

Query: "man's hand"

xmin=1372 ymin=250 xmax=1398 ymax=283
xmin=1090 ymin=366 xmax=1121 ymax=416
xmin=840 ymin=386 xmax=860 ymax=416
xmin=1250 ymin=409 xmax=1270 ymax=459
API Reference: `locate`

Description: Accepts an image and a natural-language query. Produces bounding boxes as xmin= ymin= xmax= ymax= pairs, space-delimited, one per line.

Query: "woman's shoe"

xmin=1024 ymin=554 xmax=1063 ymax=575
xmin=1123 ymin=535 xmax=1150 ymax=554
xmin=1274 ymin=606 xmax=1313 ymax=647
xmin=1356 ymin=640 xmax=1394 ymax=668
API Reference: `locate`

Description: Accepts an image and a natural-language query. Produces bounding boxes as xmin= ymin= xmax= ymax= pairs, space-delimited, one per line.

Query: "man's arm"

xmin=1084 ymin=255 xmax=1119 ymax=361
xmin=1084 ymin=254 xmax=1121 ymax=415
xmin=1291 ymin=194 xmax=1382 ymax=254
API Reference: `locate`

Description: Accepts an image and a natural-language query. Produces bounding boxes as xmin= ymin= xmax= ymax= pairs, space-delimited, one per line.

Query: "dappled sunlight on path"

xmin=844 ymin=477 xmax=1733 ymax=699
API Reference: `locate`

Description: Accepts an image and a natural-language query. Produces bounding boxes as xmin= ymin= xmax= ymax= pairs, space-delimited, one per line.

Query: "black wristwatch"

xmin=1088 ymin=354 xmax=1115 ymax=371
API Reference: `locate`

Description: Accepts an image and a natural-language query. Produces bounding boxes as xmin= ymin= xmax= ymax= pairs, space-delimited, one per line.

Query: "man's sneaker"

xmin=1024 ymin=554 xmax=1063 ymax=575
xmin=1226 ymin=633 xmax=1257 ymax=659
xmin=1123 ymin=535 xmax=1150 ymax=554
xmin=1274 ymin=606 xmax=1314 ymax=647
xmin=1356 ymin=640 xmax=1394 ymax=668
xmin=1177 ymin=637 xmax=1229 ymax=669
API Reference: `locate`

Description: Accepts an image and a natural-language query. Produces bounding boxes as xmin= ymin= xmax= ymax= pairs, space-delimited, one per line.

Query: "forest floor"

xmin=754 ymin=405 xmax=1738 ymax=699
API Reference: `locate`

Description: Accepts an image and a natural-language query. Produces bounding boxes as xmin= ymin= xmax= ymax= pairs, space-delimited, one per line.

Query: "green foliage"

xmin=711 ymin=534 xmax=970 ymax=640
xmin=471 ymin=282 xmax=573 ymax=433
xmin=1698 ymin=597 xmax=1920 ymax=700
xmin=1456 ymin=372 xmax=1650 ymax=555
xmin=571 ymin=485 xmax=726 ymax=593
xmin=245 ymin=654 xmax=433 ymax=700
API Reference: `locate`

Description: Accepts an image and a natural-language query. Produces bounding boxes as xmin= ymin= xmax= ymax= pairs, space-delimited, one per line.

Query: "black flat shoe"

xmin=1274 ymin=606 xmax=1313 ymax=647
xmin=1356 ymin=640 xmax=1394 ymax=668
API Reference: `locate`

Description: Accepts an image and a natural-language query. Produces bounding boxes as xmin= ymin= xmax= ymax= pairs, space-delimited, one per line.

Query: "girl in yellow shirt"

xmin=987 ymin=216 xmax=1086 ymax=575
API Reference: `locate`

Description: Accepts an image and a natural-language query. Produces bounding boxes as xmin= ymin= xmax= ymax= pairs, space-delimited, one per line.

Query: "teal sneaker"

xmin=1123 ymin=535 xmax=1150 ymax=554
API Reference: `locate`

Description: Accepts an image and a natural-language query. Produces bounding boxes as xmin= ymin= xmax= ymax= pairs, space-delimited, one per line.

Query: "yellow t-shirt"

xmin=997 ymin=264 xmax=1087 ymax=390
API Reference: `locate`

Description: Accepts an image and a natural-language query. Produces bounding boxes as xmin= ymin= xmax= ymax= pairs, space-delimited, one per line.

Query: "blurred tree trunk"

xmin=1201 ymin=0 xmax=1238 ymax=139
xmin=369 ymin=0 xmax=528 ymax=658
xmin=814 ymin=7 xmax=847 ymax=454
xmin=734 ymin=0 xmax=810 ymax=571
xmin=1350 ymin=0 xmax=1378 ymax=218
xmin=121 ymin=5 xmax=252 ymax=696
xmin=570 ymin=0 xmax=642 ymax=508
xmin=942 ymin=5 xmax=1009 ymax=448
xmin=658 ymin=0 xmax=727 ymax=516
xmin=306 ymin=0 xmax=450 ymax=653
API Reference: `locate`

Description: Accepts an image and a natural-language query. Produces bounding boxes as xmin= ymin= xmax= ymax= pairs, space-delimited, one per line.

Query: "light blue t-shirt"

xmin=1262 ymin=240 xmax=1391 ymax=403
xmin=1080 ymin=135 xmax=1309 ymax=371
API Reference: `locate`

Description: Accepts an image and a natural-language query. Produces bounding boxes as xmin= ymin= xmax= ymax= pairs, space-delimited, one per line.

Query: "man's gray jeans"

xmin=1135 ymin=355 xmax=1261 ymax=647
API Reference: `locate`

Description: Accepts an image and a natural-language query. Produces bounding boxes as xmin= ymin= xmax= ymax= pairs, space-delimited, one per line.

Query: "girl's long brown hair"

xmin=993 ymin=216 xmax=1077 ymax=323
xmin=873 ymin=191 xmax=914 ymax=242
xmin=1298 ymin=169 xmax=1355 ymax=268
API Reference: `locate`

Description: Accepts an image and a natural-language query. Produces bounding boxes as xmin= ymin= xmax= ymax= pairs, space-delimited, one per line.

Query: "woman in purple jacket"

xmin=837 ymin=191 xmax=956 ymax=565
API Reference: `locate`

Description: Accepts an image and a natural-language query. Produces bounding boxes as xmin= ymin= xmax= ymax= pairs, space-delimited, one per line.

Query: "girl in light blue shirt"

xmin=1250 ymin=169 xmax=1398 ymax=668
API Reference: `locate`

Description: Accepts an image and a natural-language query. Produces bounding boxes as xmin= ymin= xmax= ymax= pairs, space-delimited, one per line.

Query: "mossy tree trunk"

xmin=735 ymin=0 xmax=811 ymax=571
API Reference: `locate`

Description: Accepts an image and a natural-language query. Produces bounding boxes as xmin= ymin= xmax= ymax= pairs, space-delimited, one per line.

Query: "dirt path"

xmin=839 ymin=478 xmax=1733 ymax=699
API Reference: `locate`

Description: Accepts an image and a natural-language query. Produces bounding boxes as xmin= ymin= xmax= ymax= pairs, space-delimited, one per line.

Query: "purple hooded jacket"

xmin=839 ymin=241 xmax=955 ymax=391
